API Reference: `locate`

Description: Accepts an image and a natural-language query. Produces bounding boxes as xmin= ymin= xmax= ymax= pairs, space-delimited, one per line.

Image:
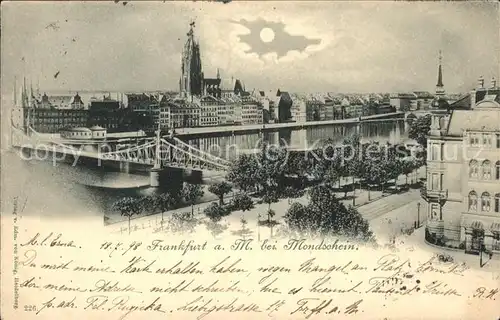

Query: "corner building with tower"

xmin=423 ymin=76 xmax=500 ymax=254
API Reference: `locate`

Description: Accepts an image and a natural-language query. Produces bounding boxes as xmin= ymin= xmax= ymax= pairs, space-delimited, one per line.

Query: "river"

xmin=1 ymin=119 xmax=411 ymax=219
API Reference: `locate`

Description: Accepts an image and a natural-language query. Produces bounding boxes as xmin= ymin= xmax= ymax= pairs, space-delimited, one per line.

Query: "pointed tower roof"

xmin=436 ymin=50 xmax=444 ymax=88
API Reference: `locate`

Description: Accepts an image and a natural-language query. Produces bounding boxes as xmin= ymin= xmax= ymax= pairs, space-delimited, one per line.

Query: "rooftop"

xmin=446 ymin=100 xmax=500 ymax=136
xmin=475 ymin=88 xmax=500 ymax=104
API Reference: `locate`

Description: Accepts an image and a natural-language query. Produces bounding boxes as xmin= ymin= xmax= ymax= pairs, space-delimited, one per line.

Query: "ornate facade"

xmin=423 ymin=78 xmax=500 ymax=254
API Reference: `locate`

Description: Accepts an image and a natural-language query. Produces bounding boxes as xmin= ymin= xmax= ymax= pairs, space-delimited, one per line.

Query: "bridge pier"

xmin=149 ymin=167 xmax=184 ymax=191
xmin=150 ymin=168 xmax=161 ymax=187
xmin=119 ymin=161 xmax=130 ymax=174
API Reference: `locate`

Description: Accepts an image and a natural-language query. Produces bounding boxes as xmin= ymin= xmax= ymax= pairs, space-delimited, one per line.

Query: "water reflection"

xmin=190 ymin=120 xmax=407 ymax=158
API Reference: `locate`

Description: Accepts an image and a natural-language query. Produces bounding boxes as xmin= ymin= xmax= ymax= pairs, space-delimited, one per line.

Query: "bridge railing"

xmin=102 ymin=141 xmax=157 ymax=155
xmin=172 ymin=137 xmax=231 ymax=166
xmin=13 ymin=126 xmax=229 ymax=171
xmin=161 ymin=138 xmax=228 ymax=171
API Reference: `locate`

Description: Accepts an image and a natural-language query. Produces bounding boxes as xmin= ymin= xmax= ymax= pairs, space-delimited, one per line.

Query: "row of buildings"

xmin=15 ymin=24 xmax=462 ymax=135
xmin=19 ymin=85 xmax=401 ymax=134
xmin=18 ymin=88 xmax=264 ymax=134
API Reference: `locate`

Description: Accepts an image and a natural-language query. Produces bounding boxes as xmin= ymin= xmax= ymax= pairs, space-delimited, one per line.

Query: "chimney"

xmin=478 ymin=76 xmax=484 ymax=89
xmin=491 ymin=76 xmax=497 ymax=88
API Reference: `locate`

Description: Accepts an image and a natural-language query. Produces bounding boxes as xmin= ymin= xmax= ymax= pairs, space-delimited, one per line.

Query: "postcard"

xmin=1 ymin=1 xmax=499 ymax=320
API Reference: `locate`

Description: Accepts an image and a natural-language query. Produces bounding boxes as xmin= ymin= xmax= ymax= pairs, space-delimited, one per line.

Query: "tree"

xmin=400 ymin=159 xmax=416 ymax=185
xmin=112 ymin=197 xmax=142 ymax=234
xmin=414 ymin=157 xmax=425 ymax=183
xmin=313 ymin=142 xmax=343 ymax=189
xmin=382 ymin=144 xmax=401 ymax=189
xmin=232 ymin=193 xmax=254 ymax=212
xmin=203 ymin=202 xmax=227 ymax=222
xmin=226 ymin=154 xmax=260 ymax=193
xmin=282 ymin=186 xmax=305 ymax=205
xmin=155 ymin=193 xmax=175 ymax=228
xmin=408 ymin=114 xmax=431 ymax=147
xmin=342 ymin=134 xmax=362 ymax=205
xmin=259 ymin=188 xmax=280 ymax=237
xmin=284 ymin=185 xmax=374 ymax=242
xmin=182 ymin=183 xmax=204 ymax=217
xmin=284 ymin=202 xmax=312 ymax=236
xmin=262 ymin=189 xmax=279 ymax=212
xmin=286 ymin=152 xmax=312 ymax=185
xmin=255 ymin=144 xmax=288 ymax=193
xmin=324 ymin=166 xmax=342 ymax=190
xmin=266 ymin=208 xmax=276 ymax=224
xmin=140 ymin=195 xmax=156 ymax=213
xmin=231 ymin=217 xmax=252 ymax=239
xmin=204 ymin=220 xmax=228 ymax=238
xmin=361 ymin=157 xmax=384 ymax=201
xmin=208 ymin=181 xmax=232 ymax=206
xmin=164 ymin=212 xmax=198 ymax=234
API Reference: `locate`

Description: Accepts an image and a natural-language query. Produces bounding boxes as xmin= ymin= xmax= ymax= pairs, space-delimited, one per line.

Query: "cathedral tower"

xmin=179 ymin=22 xmax=203 ymax=98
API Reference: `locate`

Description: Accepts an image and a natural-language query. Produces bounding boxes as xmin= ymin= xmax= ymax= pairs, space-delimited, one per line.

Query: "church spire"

xmin=436 ymin=50 xmax=443 ymax=87
xmin=435 ymin=50 xmax=445 ymax=97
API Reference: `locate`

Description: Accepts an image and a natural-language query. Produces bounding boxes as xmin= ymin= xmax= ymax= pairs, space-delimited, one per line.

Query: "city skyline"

xmin=1 ymin=1 xmax=499 ymax=97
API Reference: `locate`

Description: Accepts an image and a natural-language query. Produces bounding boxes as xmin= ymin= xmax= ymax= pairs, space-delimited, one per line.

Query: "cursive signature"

xmin=21 ymin=232 xmax=77 ymax=248
xmin=84 ymin=295 xmax=166 ymax=320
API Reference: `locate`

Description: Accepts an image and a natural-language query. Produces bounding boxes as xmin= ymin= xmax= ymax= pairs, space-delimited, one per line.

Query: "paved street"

xmin=109 ymin=168 xmax=425 ymax=235
xmin=369 ymin=198 xmax=500 ymax=272
xmin=368 ymin=196 xmax=425 ymax=243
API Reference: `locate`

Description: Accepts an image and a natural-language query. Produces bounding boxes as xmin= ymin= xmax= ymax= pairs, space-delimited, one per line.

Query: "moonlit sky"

xmin=1 ymin=1 xmax=499 ymax=97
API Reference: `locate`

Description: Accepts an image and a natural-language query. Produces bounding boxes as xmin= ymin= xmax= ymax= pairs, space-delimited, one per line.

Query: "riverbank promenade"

xmin=108 ymin=167 xmax=425 ymax=233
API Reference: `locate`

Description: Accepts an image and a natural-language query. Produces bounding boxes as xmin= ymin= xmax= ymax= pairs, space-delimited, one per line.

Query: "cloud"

xmin=232 ymin=19 xmax=322 ymax=60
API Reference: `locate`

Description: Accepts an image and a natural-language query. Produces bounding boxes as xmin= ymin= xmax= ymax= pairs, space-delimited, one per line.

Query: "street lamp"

xmin=479 ymin=234 xmax=484 ymax=268
xmin=417 ymin=202 xmax=421 ymax=228
xmin=257 ymin=213 xmax=261 ymax=242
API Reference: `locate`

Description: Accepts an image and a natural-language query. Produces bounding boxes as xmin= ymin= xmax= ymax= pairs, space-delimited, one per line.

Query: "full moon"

xmin=260 ymin=28 xmax=275 ymax=43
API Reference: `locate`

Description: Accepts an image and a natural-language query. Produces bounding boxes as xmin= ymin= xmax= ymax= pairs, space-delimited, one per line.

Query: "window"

xmin=430 ymin=203 xmax=440 ymax=220
xmin=493 ymin=232 xmax=500 ymax=251
xmin=431 ymin=173 xmax=440 ymax=190
xmin=482 ymin=134 xmax=491 ymax=146
xmin=468 ymin=191 xmax=478 ymax=211
xmin=481 ymin=192 xmax=491 ymax=212
xmin=430 ymin=143 xmax=440 ymax=161
xmin=482 ymin=160 xmax=491 ymax=179
xmin=469 ymin=160 xmax=479 ymax=178
xmin=471 ymin=133 xmax=480 ymax=146
xmin=495 ymin=194 xmax=500 ymax=213
xmin=496 ymin=161 xmax=500 ymax=180
xmin=497 ymin=134 xmax=500 ymax=149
